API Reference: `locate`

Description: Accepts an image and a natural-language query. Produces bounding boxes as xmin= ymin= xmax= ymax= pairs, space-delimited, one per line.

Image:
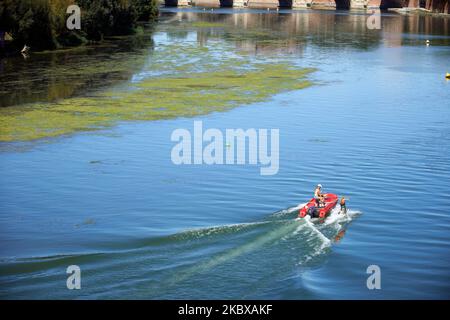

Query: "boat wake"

xmin=165 ymin=203 xmax=361 ymax=289
xmin=0 ymin=204 xmax=361 ymax=299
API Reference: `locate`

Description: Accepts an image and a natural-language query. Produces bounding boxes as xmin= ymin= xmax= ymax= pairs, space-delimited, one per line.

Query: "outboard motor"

xmin=307 ymin=206 xmax=319 ymax=218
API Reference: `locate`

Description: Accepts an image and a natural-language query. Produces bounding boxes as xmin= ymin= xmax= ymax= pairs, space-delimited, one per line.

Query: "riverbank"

xmin=0 ymin=0 xmax=160 ymax=57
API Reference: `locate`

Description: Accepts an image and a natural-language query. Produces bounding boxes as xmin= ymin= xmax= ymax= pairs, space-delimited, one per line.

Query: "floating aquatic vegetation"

xmin=0 ymin=21 xmax=316 ymax=143
xmin=190 ymin=22 xmax=227 ymax=28
xmin=0 ymin=64 xmax=314 ymax=142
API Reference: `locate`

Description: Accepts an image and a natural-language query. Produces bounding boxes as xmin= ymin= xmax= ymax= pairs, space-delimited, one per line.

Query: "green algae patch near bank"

xmin=0 ymin=65 xmax=314 ymax=142
xmin=190 ymin=22 xmax=228 ymax=28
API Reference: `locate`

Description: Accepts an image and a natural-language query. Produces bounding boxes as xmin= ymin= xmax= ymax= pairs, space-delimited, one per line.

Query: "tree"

xmin=132 ymin=0 xmax=159 ymax=21
xmin=0 ymin=0 xmax=159 ymax=53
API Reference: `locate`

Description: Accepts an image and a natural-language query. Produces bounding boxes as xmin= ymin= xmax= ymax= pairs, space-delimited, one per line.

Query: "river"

xmin=0 ymin=8 xmax=449 ymax=299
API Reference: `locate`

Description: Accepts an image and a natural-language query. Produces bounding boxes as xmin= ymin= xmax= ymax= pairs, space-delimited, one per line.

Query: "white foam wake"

xmin=294 ymin=207 xmax=362 ymax=264
xmin=270 ymin=203 xmax=307 ymax=218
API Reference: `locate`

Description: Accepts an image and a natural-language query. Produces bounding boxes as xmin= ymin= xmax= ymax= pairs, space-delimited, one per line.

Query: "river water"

xmin=0 ymin=8 xmax=449 ymax=299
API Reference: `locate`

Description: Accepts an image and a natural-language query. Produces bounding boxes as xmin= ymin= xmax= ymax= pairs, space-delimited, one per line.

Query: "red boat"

xmin=299 ymin=193 xmax=339 ymax=219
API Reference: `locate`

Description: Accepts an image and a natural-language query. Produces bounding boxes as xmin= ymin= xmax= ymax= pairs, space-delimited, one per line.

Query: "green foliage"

xmin=132 ymin=0 xmax=159 ymax=21
xmin=0 ymin=0 xmax=159 ymax=51
xmin=0 ymin=0 xmax=59 ymax=50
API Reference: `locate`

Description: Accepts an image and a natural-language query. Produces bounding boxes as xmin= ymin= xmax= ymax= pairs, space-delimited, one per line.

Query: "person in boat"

xmin=340 ymin=197 xmax=347 ymax=214
xmin=314 ymin=184 xmax=325 ymax=207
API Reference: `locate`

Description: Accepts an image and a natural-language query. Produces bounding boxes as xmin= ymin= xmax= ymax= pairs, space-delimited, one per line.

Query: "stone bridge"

xmin=165 ymin=0 xmax=449 ymax=12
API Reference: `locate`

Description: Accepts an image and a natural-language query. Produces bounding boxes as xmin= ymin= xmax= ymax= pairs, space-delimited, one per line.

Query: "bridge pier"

xmin=350 ymin=0 xmax=368 ymax=9
xmin=309 ymin=0 xmax=337 ymax=9
xmin=191 ymin=0 xmax=234 ymax=6
xmin=246 ymin=1 xmax=287 ymax=8
xmin=292 ymin=0 xmax=312 ymax=7
xmin=233 ymin=0 xmax=247 ymax=6
xmin=407 ymin=0 xmax=421 ymax=6
xmin=425 ymin=0 xmax=449 ymax=13
xmin=367 ymin=0 xmax=381 ymax=8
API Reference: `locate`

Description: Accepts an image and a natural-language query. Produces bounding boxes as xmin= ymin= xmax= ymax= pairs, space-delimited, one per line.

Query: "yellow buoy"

xmin=446 ymin=73 xmax=450 ymax=79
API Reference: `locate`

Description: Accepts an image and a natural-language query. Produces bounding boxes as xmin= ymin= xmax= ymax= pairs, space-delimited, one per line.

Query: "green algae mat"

xmin=0 ymin=24 xmax=315 ymax=142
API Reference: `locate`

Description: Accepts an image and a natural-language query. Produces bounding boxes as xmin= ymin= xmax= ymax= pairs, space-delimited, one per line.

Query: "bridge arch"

xmin=335 ymin=0 xmax=351 ymax=8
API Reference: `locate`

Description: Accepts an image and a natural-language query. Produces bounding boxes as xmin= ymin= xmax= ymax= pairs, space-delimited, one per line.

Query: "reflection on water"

xmin=1 ymin=9 xmax=449 ymax=142
xmin=1 ymin=9 xmax=448 ymax=109
xmin=165 ymin=9 xmax=449 ymax=51
xmin=0 ymin=33 xmax=155 ymax=108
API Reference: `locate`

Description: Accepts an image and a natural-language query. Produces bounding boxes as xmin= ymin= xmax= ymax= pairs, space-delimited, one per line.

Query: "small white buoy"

xmin=426 ymin=39 xmax=430 ymax=46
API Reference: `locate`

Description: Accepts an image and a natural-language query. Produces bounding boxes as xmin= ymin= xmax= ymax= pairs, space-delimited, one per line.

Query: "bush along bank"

xmin=0 ymin=0 xmax=159 ymax=56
